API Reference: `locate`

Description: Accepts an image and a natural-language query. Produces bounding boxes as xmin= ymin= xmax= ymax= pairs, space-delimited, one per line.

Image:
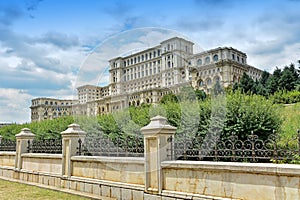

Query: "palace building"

xmin=30 ymin=37 xmax=263 ymax=121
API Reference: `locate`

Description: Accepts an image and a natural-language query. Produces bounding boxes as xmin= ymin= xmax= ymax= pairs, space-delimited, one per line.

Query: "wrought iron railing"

xmin=167 ymin=132 xmax=300 ymax=163
xmin=77 ymin=135 xmax=144 ymax=157
xmin=0 ymin=139 xmax=16 ymax=151
xmin=27 ymin=139 xmax=62 ymax=154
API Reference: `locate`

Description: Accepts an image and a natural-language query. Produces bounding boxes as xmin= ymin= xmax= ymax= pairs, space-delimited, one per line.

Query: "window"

xmin=197 ymin=59 xmax=202 ymax=65
xmin=232 ymin=54 xmax=235 ymax=60
xmin=237 ymin=56 xmax=240 ymax=62
xmin=205 ymin=57 xmax=210 ymax=64
xmin=199 ymin=80 xmax=204 ymax=86
xmin=206 ymin=78 xmax=212 ymax=85
xmin=213 ymin=54 xmax=219 ymax=62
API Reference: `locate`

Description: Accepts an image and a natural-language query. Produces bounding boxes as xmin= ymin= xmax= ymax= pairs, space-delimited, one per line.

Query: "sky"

xmin=0 ymin=0 xmax=300 ymax=123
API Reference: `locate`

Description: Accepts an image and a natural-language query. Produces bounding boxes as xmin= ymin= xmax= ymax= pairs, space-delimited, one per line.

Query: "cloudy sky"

xmin=0 ymin=0 xmax=300 ymax=123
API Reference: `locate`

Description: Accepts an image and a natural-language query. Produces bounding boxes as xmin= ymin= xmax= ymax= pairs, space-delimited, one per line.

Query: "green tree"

xmin=195 ymin=89 xmax=206 ymax=101
xmin=160 ymin=93 xmax=178 ymax=104
xmin=260 ymin=71 xmax=270 ymax=87
xmin=239 ymin=72 xmax=255 ymax=93
xmin=266 ymin=67 xmax=281 ymax=94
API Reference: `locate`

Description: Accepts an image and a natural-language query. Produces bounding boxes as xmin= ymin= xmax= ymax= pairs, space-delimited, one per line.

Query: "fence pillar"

xmin=141 ymin=116 xmax=176 ymax=194
xmin=15 ymin=128 xmax=35 ymax=170
xmin=61 ymin=123 xmax=86 ymax=177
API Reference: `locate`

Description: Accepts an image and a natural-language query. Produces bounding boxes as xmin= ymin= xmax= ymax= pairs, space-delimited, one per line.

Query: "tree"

xmin=239 ymin=72 xmax=255 ymax=93
xmin=160 ymin=93 xmax=178 ymax=104
xmin=266 ymin=67 xmax=281 ymax=94
xmin=195 ymin=89 xmax=206 ymax=101
xmin=260 ymin=71 xmax=270 ymax=87
xmin=177 ymin=86 xmax=197 ymax=101
xmin=279 ymin=66 xmax=297 ymax=91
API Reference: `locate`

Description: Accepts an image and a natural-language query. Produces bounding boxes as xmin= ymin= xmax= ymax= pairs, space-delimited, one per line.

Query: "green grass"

xmin=0 ymin=179 xmax=89 ymax=200
xmin=278 ymin=103 xmax=300 ymax=145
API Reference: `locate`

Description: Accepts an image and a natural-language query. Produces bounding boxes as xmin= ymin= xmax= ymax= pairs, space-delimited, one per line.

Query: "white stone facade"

xmin=30 ymin=98 xmax=78 ymax=121
xmin=31 ymin=37 xmax=263 ymax=121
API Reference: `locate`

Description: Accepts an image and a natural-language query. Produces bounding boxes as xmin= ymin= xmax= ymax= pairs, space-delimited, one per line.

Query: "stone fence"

xmin=0 ymin=116 xmax=300 ymax=200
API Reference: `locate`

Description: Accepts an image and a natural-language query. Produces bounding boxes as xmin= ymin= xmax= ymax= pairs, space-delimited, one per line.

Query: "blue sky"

xmin=0 ymin=0 xmax=300 ymax=123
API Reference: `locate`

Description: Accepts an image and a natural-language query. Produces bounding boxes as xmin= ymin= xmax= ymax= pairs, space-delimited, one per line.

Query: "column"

xmin=15 ymin=128 xmax=35 ymax=170
xmin=61 ymin=123 xmax=86 ymax=177
xmin=141 ymin=116 xmax=176 ymax=194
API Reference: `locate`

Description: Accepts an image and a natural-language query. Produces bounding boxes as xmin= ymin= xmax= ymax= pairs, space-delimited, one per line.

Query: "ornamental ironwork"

xmin=77 ymin=135 xmax=144 ymax=157
xmin=27 ymin=139 xmax=62 ymax=154
xmin=0 ymin=139 xmax=16 ymax=151
xmin=167 ymin=131 xmax=300 ymax=163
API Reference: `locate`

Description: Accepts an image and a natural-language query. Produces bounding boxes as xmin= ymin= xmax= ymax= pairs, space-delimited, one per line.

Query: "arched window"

xmin=205 ymin=57 xmax=210 ymax=64
xmin=237 ymin=56 xmax=240 ymax=62
xmin=206 ymin=78 xmax=212 ymax=85
xmin=45 ymin=101 xmax=48 ymax=105
xmin=198 ymin=80 xmax=204 ymax=87
xmin=213 ymin=54 xmax=219 ymax=62
xmin=197 ymin=59 xmax=202 ymax=65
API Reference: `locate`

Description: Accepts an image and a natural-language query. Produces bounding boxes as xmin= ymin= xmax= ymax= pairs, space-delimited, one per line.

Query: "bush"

xmin=224 ymin=91 xmax=281 ymax=140
xmin=271 ymin=90 xmax=300 ymax=104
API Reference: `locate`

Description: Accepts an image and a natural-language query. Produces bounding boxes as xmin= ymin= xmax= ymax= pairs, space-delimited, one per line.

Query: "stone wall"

xmin=71 ymin=156 xmax=144 ymax=185
xmin=162 ymin=161 xmax=300 ymax=200
xmin=0 ymin=152 xmax=15 ymax=167
xmin=22 ymin=153 xmax=62 ymax=174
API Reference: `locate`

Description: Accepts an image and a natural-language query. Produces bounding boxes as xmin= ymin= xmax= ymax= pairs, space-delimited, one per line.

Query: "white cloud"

xmin=0 ymin=88 xmax=32 ymax=123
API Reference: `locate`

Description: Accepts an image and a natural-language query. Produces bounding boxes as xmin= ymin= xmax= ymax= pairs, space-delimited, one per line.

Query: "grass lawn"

xmin=279 ymin=103 xmax=300 ymax=145
xmin=0 ymin=179 xmax=90 ymax=200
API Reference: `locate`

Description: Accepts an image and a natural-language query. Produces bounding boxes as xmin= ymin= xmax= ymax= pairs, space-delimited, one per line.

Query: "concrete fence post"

xmin=15 ymin=128 xmax=35 ymax=170
xmin=141 ymin=116 xmax=176 ymax=195
xmin=61 ymin=123 xmax=86 ymax=177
